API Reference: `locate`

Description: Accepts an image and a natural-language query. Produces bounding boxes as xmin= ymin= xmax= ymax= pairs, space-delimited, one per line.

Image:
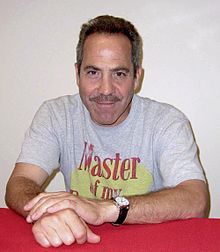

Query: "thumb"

xmin=86 ymin=226 xmax=101 ymax=243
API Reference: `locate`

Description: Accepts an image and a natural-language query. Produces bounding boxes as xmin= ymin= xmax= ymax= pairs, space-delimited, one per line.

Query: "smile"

xmin=89 ymin=95 xmax=121 ymax=103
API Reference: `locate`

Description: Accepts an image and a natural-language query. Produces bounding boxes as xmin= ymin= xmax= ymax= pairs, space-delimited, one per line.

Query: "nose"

xmin=98 ymin=74 xmax=114 ymax=95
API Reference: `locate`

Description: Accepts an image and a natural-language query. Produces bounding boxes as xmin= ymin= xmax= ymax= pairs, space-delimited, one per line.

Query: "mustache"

xmin=89 ymin=94 xmax=121 ymax=103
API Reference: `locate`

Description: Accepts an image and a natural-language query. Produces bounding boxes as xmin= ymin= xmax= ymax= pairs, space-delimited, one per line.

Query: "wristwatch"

xmin=112 ymin=196 xmax=130 ymax=225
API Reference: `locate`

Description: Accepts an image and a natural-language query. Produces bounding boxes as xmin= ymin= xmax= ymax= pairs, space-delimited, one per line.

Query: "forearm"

xmin=5 ymin=176 xmax=43 ymax=217
xmin=125 ymin=180 xmax=208 ymax=224
xmin=20 ymin=180 xmax=208 ymax=226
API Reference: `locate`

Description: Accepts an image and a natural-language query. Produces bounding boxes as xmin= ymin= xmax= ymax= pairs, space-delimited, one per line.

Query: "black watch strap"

xmin=113 ymin=205 xmax=129 ymax=225
xmin=112 ymin=196 xmax=130 ymax=225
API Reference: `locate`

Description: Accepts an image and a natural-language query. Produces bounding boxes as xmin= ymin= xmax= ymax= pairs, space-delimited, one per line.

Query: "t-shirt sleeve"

xmin=16 ymin=101 xmax=60 ymax=175
xmin=157 ymin=118 xmax=206 ymax=187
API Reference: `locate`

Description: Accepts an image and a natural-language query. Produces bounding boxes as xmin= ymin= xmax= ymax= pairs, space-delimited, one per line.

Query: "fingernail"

xmin=26 ymin=215 xmax=32 ymax=223
xmin=24 ymin=204 xmax=29 ymax=211
xmin=93 ymin=234 xmax=101 ymax=242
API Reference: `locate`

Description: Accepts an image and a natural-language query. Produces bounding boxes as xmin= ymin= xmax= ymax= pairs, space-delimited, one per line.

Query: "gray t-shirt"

xmin=17 ymin=94 xmax=205 ymax=199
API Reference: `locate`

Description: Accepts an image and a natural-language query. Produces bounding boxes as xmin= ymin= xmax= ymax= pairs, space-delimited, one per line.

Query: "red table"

xmin=0 ymin=208 xmax=219 ymax=251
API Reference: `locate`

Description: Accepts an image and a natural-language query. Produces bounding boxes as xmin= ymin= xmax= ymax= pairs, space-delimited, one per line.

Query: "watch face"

xmin=115 ymin=196 xmax=129 ymax=206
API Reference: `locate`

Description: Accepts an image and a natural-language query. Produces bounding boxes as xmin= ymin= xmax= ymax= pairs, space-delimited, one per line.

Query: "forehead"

xmin=82 ymin=33 xmax=132 ymax=64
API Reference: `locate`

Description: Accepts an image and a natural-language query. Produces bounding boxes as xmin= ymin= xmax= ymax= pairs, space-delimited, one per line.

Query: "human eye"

xmin=86 ymin=69 xmax=100 ymax=79
xmin=116 ymin=71 xmax=126 ymax=77
xmin=114 ymin=71 xmax=127 ymax=79
xmin=87 ymin=70 xmax=97 ymax=75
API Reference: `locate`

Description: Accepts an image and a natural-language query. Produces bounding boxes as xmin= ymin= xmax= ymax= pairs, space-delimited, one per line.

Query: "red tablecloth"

xmin=0 ymin=208 xmax=219 ymax=251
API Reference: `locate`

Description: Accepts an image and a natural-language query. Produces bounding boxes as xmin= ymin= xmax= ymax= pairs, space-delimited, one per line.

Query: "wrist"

xmin=100 ymin=200 xmax=119 ymax=223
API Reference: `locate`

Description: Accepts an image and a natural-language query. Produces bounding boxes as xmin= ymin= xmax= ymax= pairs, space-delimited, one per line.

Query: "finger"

xmin=33 ymin=211 xmax=75 ymax=247
xmin=43 ymin=226 xmax=63 ymax=247
xmin=33 ymin=213 xmax=65 ymax=248
xmin=56 ymin=225 xmax=75 ymax=246
xmin=64 ymin=211 xmax=100 ymax=244
xmin=27 ymin=198 xmax=65 ymax=223
xmin=86 ymin=225 xmax=101 ymax=244
xmin=26 ymin=192 xmax=68 ymax=222
xmin=64 ymin=210 xmax=88 ymax=244
xmin=33 ymin=230 xmax=51 ymax=248
xmin=26 ymin=196 xmax=54 ymax=223
xmin=32 ymin=223 xmax=51 ymax=248
xmin=47 ymin=199 xmax=74 ymax=214
xmin=47 ymin=197 xmax=102 ymax=226
xmin=24 ymin=192 xmax=48 ymax=211
xmin=26 ymin=199 xmax=49 ymax=223
xmin=24 ymin=191 xmax=64 ymax=211
xmin=52 ymin=216 xmax=75 ymax=246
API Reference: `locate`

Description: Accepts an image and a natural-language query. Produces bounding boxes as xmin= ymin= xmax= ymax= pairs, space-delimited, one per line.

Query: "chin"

xmin=93 ymin=116 xmax=118 ymax=126
xmin=96 ymin=120 xmax=116 ymax=126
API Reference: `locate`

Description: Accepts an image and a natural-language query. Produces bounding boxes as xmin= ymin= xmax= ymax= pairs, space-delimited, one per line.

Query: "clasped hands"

xmin=24 ymin=192 xmax=117 ymax=247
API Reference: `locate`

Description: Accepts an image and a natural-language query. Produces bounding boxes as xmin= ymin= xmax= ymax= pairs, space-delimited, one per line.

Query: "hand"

xmin=32 ymin=208 xmax=100 ymax=247
xmin=25 ymin=192 xmax=117 ymax=225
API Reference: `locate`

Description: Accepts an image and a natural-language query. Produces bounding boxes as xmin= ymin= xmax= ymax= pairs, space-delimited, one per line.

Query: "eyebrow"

xmin=83 ymin=65 xmax=130 ymax=73
xmin=83 ymin=65 xmax=101 ymax=71
xmin=111 ymin=67 xmax=130 ymax=73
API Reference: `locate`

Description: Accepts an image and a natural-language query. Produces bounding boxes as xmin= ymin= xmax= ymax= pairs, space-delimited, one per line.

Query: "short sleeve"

xmin=157 ymin=118 xmax=205 ymax=187
xmin=16 ymin=101 xmax=60 ymax=175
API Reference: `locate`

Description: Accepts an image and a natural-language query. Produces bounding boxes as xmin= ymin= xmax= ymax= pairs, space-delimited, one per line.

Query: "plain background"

xmin=0 ymin=0 xmax=219 ymax=217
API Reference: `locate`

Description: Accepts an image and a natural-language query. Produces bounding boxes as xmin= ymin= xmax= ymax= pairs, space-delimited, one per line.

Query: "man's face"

xmin=76 ymin=33 xmax=141 ymax=126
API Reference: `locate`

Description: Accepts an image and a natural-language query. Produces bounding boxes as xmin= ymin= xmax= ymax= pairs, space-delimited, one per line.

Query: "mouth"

xmin=96 ymin=101 xmax=115 ymax=105
xmin=94 ymin=102 xmax=116 ymax=110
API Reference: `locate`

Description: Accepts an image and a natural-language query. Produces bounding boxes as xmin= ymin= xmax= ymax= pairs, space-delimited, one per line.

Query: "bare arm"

xmin=19 ymin=178 xmax=208 ymax=247
xmin=5 ymin=163 xmax=101 ymax=247
xmin=126 ymin=179 xmax=209 ymax=224
xmin=5 ymin=162 xmax=48 ymax=217
xmin=25 ymin=179 xmax=209 ymax=226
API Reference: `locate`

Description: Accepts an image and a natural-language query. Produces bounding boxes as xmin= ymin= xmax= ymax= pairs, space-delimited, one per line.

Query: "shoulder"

xmin=135 ymin=95 xmax=188 ymax=123
xmin=43 ymin=94 xmax=81 ymax=109
xmin=31 ymin=94 xmax=82 ymax=126
xmin=133 ymin=95 xmax=191 ymax=138
xmin=38 ymin=94 xmax=82 ymax=116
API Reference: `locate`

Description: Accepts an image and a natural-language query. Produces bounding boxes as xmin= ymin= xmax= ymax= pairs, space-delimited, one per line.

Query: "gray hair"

xmin=76 ymin=15 xmax=143 ymax=77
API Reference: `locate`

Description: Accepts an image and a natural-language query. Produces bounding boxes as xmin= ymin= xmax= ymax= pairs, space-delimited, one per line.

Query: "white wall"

xmin=1 ymin=0 xmax=219 ymax=217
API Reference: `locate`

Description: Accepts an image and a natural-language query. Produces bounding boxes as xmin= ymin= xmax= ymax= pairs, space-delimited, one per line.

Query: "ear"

xmin=134 ymin=67 xmax=144 ymax=93
xmin=75 ymin=63 xmax=80 ymax=87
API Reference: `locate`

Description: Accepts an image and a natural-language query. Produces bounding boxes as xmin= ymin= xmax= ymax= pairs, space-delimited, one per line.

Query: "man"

xmin=5 ymin=15 xmax=208 ymax=248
